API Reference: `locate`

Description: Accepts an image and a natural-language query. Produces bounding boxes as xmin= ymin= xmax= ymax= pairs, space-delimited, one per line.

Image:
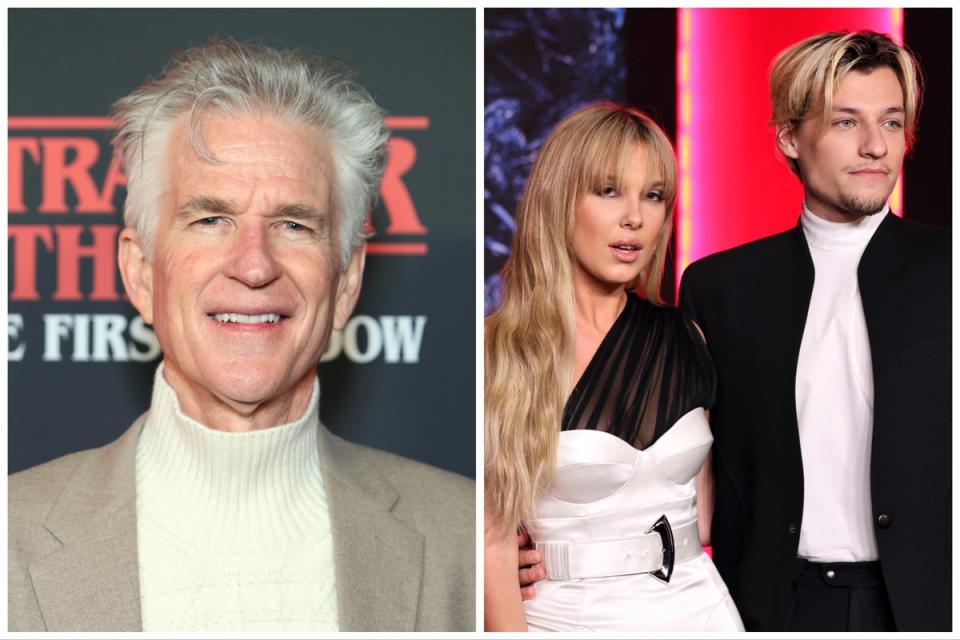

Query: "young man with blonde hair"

xmin=680 ymin=30 xmax=949 ymax=631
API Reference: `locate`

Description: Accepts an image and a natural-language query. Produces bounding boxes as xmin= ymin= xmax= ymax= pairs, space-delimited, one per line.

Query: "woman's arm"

xmin=484 ymin=508 xmax=528 ymax=631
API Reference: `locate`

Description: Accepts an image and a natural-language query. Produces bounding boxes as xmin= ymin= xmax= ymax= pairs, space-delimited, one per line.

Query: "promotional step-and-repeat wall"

xmin=9 ymin=8 xmax=476 ymax=478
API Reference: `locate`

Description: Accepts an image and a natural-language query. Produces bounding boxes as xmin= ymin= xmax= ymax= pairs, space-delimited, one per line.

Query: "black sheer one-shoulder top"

xmin=562 ymin=292 xmax=717 ymax=451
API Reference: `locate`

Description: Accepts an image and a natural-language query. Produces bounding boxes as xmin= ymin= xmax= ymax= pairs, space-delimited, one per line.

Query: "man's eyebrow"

xmin=268 ymin=203 xmax=328 ymax=222
xmin=176 ymin=195 xmax=236 ymax=219
xmin=175 ymin=197 xmax=327 ymax=223
xmin=831 ymin=106 xmax=906 ymax=116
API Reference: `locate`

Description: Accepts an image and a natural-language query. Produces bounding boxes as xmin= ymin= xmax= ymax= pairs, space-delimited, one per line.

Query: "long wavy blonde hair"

xmin=485 ymin=103 xmax=677 ymax=531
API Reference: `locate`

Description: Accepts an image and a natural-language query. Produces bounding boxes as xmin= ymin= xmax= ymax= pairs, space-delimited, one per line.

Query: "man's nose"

xmin=224 ymin=224 xmax=282 ymax=287
xmin=860 ymin=123 xmax=889 ymax=158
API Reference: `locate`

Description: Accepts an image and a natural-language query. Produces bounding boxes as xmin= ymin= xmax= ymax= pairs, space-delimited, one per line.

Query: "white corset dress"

xmin=522 ymin=408 xmax=744 ymax=631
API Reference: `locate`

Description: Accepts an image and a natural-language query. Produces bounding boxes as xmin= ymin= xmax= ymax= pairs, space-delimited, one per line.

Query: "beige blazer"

xmin=8 ymin=416 xmax=475 ymax=632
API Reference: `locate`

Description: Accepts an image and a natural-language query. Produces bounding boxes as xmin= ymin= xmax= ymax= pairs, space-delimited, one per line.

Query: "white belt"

xmin=535 ymin=518 xmax=701 ymax=581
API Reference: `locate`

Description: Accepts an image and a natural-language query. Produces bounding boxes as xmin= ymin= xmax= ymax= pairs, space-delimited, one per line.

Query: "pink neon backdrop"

xmin=676 ymin=8 xmax=902 ymax=283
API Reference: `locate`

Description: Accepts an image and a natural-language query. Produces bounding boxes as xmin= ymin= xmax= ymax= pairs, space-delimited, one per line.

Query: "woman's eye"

xmin=646 ymin=191 xmax=664 ymax=202
xmin=597 ymin=185 xmax=619 ymax=198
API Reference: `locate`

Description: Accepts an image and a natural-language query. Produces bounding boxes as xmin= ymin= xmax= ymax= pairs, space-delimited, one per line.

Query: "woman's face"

xmin=570 ymin=143 xmax=668 ymax=291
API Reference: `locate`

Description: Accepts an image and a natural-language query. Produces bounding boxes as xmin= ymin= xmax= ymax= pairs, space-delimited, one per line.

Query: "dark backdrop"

xmin=8 ymin=8 xmax=476 ymax=477
xmin=484 ymin=7 xmax=951 ymax=311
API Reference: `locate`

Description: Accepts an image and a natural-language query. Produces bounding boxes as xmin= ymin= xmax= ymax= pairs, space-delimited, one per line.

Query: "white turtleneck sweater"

xmin=795 ymin=204 xmax=887 ymax=563
xmin=135 ymin=364 xmax=339 ymax=631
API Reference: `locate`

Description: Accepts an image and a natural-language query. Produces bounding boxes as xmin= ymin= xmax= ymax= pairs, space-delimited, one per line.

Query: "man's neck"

xmin=803 ymin=197 xmax=887 ymax=223
xmin=802 ymin=201 xmax=889 ymax=226
xmin=160 ymin=362 xmax=316 ymax=432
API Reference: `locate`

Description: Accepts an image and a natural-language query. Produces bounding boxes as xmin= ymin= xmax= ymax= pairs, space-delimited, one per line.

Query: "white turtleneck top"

xmin=795 ymin=204 xmax=887 ymax=562
xmin=135 ymin=364 xmax=339 ymax=631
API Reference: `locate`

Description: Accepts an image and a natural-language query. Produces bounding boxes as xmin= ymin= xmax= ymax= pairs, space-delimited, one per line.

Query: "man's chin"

xmin=214 ymin=367 xmax=318 ymax=417
xmin=202 ymin=368 xmax=289 ymax=406
xmin=216 ymin=378 xmax=288 ymax=408
xmin=839 ymin=193 xmax=889 ymax=217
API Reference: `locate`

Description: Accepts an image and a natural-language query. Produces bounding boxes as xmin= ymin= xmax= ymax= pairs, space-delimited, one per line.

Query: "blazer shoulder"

xmin=685 ymin=228 xmax=800 ymax=282
xmin=10 ymin=419 xmax=139 ymax=543
xmin=345 ymin=437 xmax=473 ymax=496
xmin=323 ymin=431 xmax=474 ymax=527
xmin=9 ymin=449 xmax=93 ymax=527
xmin=8 ymin=446 xmax=107 ymax=626
xmin=898 ymin=218 xmax=950 ymax=257
xmin=681 ymin=229 xmax=804 ymax=318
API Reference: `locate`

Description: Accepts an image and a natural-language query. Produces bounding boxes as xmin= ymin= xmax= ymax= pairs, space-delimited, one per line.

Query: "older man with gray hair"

xmin=9 ymin=39 xmax=474 ymax=632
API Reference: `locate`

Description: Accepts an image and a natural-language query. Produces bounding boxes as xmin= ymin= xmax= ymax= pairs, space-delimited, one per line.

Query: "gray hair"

xmin=111 ymin=38 xmax=389 ymax=268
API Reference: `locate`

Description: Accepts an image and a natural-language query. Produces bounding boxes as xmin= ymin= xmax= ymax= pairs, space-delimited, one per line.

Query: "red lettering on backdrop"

xmin=8 ymin=138 xmax=41 ymax=214
xmin=100 ymin=153 xmax=127 ymax=210
xmin=7 ymin=115 xmax=432 ymax=306
xmin=381 ymin=137 xmax=427 ymax=235
xmin=8 ymin=225 xmax=54 ymax=300
xmin=38 ymin=138 xmax=115 ymax=213
xmin=53 ymin=224 xmax=121 ymax=301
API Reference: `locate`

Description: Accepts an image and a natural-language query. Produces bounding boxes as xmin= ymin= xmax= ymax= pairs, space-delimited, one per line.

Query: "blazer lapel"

xmin=317 ymin=425 xmax=424 ymax=632
xmin=775 ymin=224 xmax=816 ymax=442
xmin=29 ymin=421 xmax=143 ymax=631
xmin=858 ymin=212 xmax=908 ymax=295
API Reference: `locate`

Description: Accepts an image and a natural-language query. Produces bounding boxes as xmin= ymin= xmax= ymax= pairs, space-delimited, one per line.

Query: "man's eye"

xmin=281 ymin=220 xmax=312 ymax=234
xmin=834 ymin=119 xmax=855 ymax=129
xmin=195 ymin=216 xmax=225 ymax=226
xmin=884 ymin=120 xmax=904 ymax=130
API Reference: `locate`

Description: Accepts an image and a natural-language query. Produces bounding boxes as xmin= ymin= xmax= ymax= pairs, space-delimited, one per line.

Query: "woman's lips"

xmin=609 ymin=242 xmax=642 ymax=262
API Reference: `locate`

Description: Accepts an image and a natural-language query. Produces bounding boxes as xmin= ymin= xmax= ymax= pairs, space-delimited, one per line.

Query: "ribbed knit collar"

xmin=136 ymin=363 xmax=329 ymax=550
xmin=801 ymin=203 xmax=888 ymax=251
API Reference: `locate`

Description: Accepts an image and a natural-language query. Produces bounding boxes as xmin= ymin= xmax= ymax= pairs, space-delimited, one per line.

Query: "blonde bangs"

xmin=570 ymin=110 xmax=677 ymax=223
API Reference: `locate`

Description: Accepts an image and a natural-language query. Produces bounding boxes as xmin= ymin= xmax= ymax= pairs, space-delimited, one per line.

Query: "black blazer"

xmin=679 ymin=214 xmax=951 ymax=631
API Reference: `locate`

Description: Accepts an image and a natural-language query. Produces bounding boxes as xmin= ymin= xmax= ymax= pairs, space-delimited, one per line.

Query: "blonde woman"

xmin=484 ymin=103 xmax=743 ymax=631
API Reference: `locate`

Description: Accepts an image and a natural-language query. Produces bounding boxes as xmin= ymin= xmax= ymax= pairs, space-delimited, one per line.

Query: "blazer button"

xmin=877 ymin=513 xmax=892 ymax=529
xmin=787 ymin=523 xmax=797 ymax=534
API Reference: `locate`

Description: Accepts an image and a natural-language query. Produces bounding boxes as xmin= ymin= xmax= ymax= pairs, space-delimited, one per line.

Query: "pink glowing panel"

xmin=676 ymin=8 xmax=903 ymax=282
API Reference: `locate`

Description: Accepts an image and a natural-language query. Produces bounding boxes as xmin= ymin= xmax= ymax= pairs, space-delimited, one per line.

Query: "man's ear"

xmin=333 ymin=245 xmax=366 ymax=331
xmin=118 ymin=228 xmax=154 ymax=324
xmin=776 ymin=123 xmax=801 ymax=160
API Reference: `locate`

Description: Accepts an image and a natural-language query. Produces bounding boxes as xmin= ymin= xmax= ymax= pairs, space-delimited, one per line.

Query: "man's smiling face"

xmin=121 ymin=111 xmax=364 ymax=428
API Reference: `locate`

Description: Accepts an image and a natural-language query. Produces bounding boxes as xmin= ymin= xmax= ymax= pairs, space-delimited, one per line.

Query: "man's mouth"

xmin=209 ymin=312 xmax=282 ymax=325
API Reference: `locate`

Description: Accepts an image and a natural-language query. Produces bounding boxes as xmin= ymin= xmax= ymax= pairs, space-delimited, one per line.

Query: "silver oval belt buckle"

xmin=645 ymin=514 xmax=675 ymax=584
